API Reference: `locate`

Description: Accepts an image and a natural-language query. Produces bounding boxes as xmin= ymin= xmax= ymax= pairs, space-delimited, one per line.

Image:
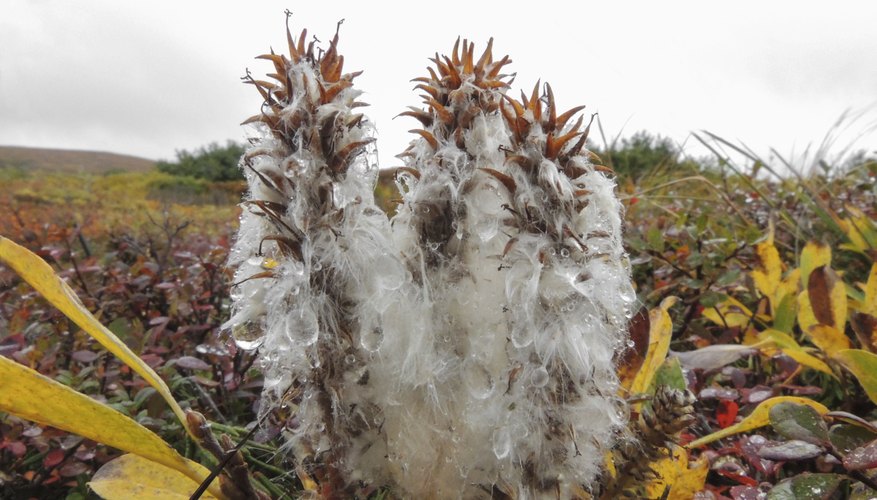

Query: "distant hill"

xmin=0 ymin=146 xmax=155 ymax=174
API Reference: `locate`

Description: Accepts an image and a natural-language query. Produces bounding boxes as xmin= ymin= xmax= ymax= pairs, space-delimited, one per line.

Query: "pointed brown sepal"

xmin=409 ymin=129 xmax=439 ymax=150
xmin=394 ymin=166 xmax=422 ymax=180
xmin=480 ymin=167 xmax=517 ymax=195
xmin=329 ymin=138 xmax=376 ymax=173
xmin=397 ymin=108 xmax=434 ymax=127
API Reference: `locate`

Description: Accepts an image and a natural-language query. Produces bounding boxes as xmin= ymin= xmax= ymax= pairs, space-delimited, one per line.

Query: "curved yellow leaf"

xmin=629 ymin=296 xmax=677 ymax=396
xmin=834 ymin=349 xmax=877 ymax=405
xmin=89 ymin=454 xmax=218 ymax=500
xmin=688 ymin=396 xmax=829 ymax=448
xmin=0 ymin=237 xmax=188 ymax=432
xmin=0 ymin=356 xmax=225 ymax=499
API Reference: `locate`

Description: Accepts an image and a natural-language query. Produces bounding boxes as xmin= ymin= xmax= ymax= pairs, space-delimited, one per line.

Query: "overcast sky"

xmin=2 ymin=1 xmax=876 ymax=170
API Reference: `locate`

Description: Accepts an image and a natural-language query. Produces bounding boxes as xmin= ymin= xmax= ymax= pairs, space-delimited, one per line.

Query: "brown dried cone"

xmin=603 ymin=386 xmax=697 ymax=498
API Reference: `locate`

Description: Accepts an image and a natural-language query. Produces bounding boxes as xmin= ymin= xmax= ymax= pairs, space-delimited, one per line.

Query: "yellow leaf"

xmin=839 ymin=205 xmax=877 ymax=254
xmin=89 ymin=454 xmax=218 ymax=500
xmin=808 ymin=325 xmax=852 ymax=357
xmin=756 ymin=329 xmax=834 ymax=375
xmin=751 ymin=238 xmax=782 ymax=309
xmin=688 ymin=396 xmax=829 ymax=448
xmin=0 ymin=357 xmax=225 ymax=499
xmin=0 ymin=237 xmax=188 ymax=432
xmin=629 ymin=296 xmax=677 ymax=396
xmin=834 ymin=349 xmax=877 ymax=405
xmin=800 ymin=241 xmax=831 ymax=290
xmin=862 ymin=263 xmax=877 ymax=316
xmin=798 ymin=268 xmax=848 ymax=341
xmin=702 ymin=296 xmax=754 ymax=329
xmin=645 ymin=447 xmax=709 ymax=499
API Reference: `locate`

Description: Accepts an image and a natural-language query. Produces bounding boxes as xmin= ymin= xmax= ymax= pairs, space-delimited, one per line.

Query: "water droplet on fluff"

xmin=361 ymin=326 xmax=384 ymax=352
xmin=531 ymin=366 xmax=550 ymax=388
xmin=285 ymin=307 xmax=319 ymax=346
xmin=464 ymin=361 xmax=495 ymax=399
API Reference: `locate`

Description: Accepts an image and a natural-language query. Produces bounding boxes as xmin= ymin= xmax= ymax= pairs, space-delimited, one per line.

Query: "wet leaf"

xmin=89 ymin=454 xmax=218 ymax=500
xmin=618 ymin=308 xmax=649 ymax=390
xmin=769 ymin=401 xmax=829 ymax=444
xmin=0 ymin=237 xmax=189 ymax=431
xmin=688 ymin=397 xmax=829 ymax=448
xmin=758 ymin=440 xmax=825 ymax=461
xmin=0 ymin=356 xmax=221 ymax=498
xmin=629 ymin=296 xmax=677 ymax=396
xmin=833 ymin=349 xmax=877 ymax=404
xmin=829 ymin=425 xmax=877 ymax=455
xmin=843 ymin=439 xmax=877 ymax=471
xmin=767 ymin=472 xmax=843 ymax=500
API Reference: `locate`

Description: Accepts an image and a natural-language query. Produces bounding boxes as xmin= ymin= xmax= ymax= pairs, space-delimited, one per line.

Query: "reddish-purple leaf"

xmin=43 ymin=448 xmax=65 ymax=468
xmin=730 ymin=485 xmax=763 ymax=500
xmin=59 ymin=461 xmax=91 ymax=477
xmin=174 ymin=356 xmax=211 ymax=371
xmin=71 ymin=350 xmax=99 ymax=363
xmin=843 ymin=438 xmax=877 ymax=471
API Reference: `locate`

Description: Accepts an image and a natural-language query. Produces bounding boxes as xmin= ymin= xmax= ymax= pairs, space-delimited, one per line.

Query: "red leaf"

xmin=43 ymin=448 xmax=65 ymax=468
xmin=716 ymin=400 xmax=740 ymax=428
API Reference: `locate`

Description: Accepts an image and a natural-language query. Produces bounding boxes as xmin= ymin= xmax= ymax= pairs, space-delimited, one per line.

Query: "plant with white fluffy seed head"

xmin=225 ymin=16 xmax=635 ymax=498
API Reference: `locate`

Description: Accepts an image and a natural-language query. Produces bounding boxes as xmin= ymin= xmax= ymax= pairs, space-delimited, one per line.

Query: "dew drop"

xmin=361 ymin=326 xmax=384 ymax=352
xmin=246 ymin=255 xmax=263 ymax=266
xmin=492 ymin=427 xmax=512 ymax=460
xmin=472 ymin=216 xmax=499 ymax=242
xmin=531 ymin=366 xmax=550 ymax=388
xmin=374 ymin=254 xmax=405 ymax=291
xmin=232 ymin=321 xmax=263 ymax=351
xmin=464 ymin=360 xmax=495 ymax=400
xmin=560 ymin=248 xmax=570 ymax=258
xmin=510 ymin=323 xmax=534 ymax=348
xmin=285 ymin=307 xmax=319 ymax=346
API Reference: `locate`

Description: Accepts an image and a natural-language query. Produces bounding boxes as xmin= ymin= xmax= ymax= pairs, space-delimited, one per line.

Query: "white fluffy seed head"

xmin=227 ymin=31 xmax=634 ymax=497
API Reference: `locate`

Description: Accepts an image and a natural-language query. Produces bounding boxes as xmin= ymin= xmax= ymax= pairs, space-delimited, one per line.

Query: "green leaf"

xmin=0 ymin=356 xmax=224 ymax=499
xmin=830 ymin=425 xmax=877 ymax=455
xmin=649 ymin=357 xmax=686 ymax=394
xmin=769 ymin=402 xmax=829 ymax=445
xmin=767 ymin=472 xmax=844 ymax=500
xmin=647 ymin=226 xmax=665 ymax=253
xmin=834 ymin=349 xmax=877 ymax=404
xmin=773 ymin=292 xmax=798 ymax=334
xmin=89 ymin=454 xmax=218 ymax=500
xmin=0 ymin=237 xmax=189 ymax=433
